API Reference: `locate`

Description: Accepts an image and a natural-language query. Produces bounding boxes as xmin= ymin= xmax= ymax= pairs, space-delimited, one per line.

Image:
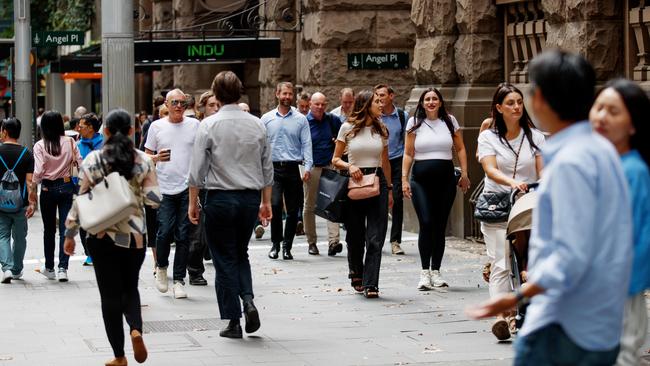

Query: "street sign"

xmin=134 ymin=38 xmax=281 ymax=65
xmin=32 ymin=31 xmax=85 ymax=47
xmin=347 ymin=52 xmax=409 ymax=70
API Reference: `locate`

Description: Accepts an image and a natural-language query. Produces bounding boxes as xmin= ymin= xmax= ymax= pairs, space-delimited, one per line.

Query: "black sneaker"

xmin=189 ymin=275 xmax=208 ymax=286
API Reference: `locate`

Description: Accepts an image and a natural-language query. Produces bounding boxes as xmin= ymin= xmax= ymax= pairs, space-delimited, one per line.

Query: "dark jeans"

xmin=410 ymin=159 xmax=456 ymax=270
xmin=87 ymin=235 xmax=145 ymax=358
xmin=155 ymin=189 xmax=190 ymax=281
xmin=514 ymin=324 xmax=619 ymax=366
xmin=345 ymin=169 xmax=389 ymax=289
xmin=389 ymin=156 xmax=403 ymax=243
xmin=144 ymin=204 xmax=158 ymax=248
xmin=79 ymin=228 xmax=88 ymax=256
xmin=40 ymin=179 xmax=74 ymax=270
xmin=188 ymin=190 xmax=208 ymax=277
xmin=203 ymin=190 xmax=259 ymax=320
xmin=271 ymin=162 xmax=302 ymax=249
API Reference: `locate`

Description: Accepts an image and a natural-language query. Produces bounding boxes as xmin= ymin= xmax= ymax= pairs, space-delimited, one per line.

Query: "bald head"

xmin=309 ymin=92 xmax=328 ymax=120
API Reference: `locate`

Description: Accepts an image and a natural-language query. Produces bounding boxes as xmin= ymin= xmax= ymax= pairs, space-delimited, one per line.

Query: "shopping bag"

xmin=315 ymin=169 xmax=349 ymax=223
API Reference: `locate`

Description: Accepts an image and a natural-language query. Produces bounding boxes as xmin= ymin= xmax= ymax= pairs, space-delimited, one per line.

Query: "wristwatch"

xmin=514 ymin=288 xmax=528 ymax=304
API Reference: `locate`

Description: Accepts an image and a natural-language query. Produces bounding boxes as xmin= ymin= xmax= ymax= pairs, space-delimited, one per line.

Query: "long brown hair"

xmin=489 ymin=82 xmax=540 ymax=154
xmin=345 ymin=90 xmax=388 ymax=140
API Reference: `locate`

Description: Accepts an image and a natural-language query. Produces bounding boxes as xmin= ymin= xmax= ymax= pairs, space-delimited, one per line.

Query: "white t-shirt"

xmin=144 ymin=117 xmax=199 ymax=195
xmin=337 ymin=122 xmax=388 ymax=168
xmin=477 ymin=128 xmax=545 ymax=193
xmin=405 ymin=115 xmax=460 ymax=160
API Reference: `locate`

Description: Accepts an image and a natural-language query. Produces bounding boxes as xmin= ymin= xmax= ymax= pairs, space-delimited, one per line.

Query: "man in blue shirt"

xmin=77 ymin=113 xmax=103 ymax=266
xmin=468 ymin=50 xmax=633 ymax=364
xmin=375 ymin=84 xmax=407 ymax=255
xmin=303 ymin=92 xmax=342 ymax=257
xmin=261 ymin=82 xmax=313 ymax=260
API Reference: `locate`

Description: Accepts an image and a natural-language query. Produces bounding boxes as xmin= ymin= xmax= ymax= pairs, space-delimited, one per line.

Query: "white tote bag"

xmin=75 ymin=171 xmax=139 ymax=235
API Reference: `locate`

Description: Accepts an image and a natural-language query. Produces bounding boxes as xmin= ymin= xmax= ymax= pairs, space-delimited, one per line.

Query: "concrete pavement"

xmin=0 ymin=211 xmax=646 ymax=366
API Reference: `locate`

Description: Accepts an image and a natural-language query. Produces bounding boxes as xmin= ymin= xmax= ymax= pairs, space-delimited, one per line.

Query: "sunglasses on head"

xmin=170 ymin=99 xmax=188 ymax=108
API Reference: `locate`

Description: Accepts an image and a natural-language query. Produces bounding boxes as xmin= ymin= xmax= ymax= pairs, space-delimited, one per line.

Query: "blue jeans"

xmin=155 ymin=189 xmax=190 ymax=281
xmin=203 ymin=190 xmax=259 ymax=320
xmin=40 ymin=179 xmax=74 ymax=270
xmin=0 ymin=208 xmax=27 ymax=274
xmin=515 ymin=324 xmax=619 ymax=366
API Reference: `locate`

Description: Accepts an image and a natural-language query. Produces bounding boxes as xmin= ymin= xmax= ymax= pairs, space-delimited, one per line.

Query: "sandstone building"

xmin=140 ymin=0 xmax=639 ymax=236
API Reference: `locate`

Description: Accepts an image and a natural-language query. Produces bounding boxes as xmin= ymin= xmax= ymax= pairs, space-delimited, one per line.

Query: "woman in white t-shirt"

xmin=476 ymin=82 xmax=544 ymax=341
xmin=332 ymin=90 xmax=393 ymax=299
xmin=402 ymin=88 xmax=471 ymax=290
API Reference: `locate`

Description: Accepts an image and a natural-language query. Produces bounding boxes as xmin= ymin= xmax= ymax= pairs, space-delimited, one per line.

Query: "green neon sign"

xmin=187 ymin=44 xmax=225 ymax=57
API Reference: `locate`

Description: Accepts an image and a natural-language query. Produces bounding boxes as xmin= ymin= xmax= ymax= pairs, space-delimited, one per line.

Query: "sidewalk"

xmin=0 ymin=212 xmax=636 ymax=365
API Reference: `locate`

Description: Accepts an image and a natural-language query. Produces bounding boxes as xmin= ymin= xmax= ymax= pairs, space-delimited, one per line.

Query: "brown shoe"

xmin=308 ymin=244 xmax=319 ymax=255
xmin=491 ymin=318 xmax=511 ymax=341
xmin=391 ymin=241 xmax=404 ymax=255
xmin=130 ymin=329 xmax=148 ymax=363
xmin=105 ymin=357 xmax=128 ymax=366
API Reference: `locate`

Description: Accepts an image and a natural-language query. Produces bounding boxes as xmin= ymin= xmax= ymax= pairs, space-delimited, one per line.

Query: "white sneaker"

xmin=430 ymin=270 xmax=448 ymax=287
xmin=36 ymin=266 xmax=56 ymax=280
xmin=417 ymin=269 xmax=433 ymax=291
xmin=1 ymin=270 xmax=12 ymax=284
xmin=58 ymin=268 xmax=68 ymax=282
xmin=173 ymin=281 xmax=187 ymax=299
xmin=12 ymin=270 xmax=23 ymax=280
xmin=155 ymin=267 xmax=169 ymax=293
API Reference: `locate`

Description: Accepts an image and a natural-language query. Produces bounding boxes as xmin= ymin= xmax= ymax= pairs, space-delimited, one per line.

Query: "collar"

xmin=382 ymin=105 xmax=399 ymax=118
xmin=275 ymin=107 xmax=295 ymax=118
xmin=621 ymin=149 xmax=641 ymax=161
xmin=542 ymin=120 xmax=591 ymax=164
xmin=307 ymin=111 xmax=328 ymax=122
xmin=219 ymin=104 xmax=242 ymax=112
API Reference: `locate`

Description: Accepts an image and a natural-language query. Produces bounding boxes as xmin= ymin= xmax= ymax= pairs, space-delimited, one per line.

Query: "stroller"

xmin=505 ymin=183 xmax=539 ymax=331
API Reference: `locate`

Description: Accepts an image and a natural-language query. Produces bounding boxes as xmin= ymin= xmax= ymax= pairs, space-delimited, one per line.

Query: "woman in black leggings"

xmin=402 ymin=88 xmax=470 ymax=290
xmin=64 ymin=109 xmax=162 ymax=366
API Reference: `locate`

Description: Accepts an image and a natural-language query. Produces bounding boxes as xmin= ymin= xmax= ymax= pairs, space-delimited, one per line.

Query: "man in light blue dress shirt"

xmin=261 ymin=82 xmax=313 ymax=260
xmin=468 ymin=50 xmax=633 ymax=365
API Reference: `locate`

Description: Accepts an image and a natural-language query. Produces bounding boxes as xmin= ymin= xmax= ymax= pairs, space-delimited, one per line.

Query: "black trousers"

xmin=271 ymin=162 xmax=303 ymax=249
xmin=203 ymin=190 xmax=259 ymax=319
xmin=410 ymin=159 xmax=456 ymax=270
xmin=87 ymin=235 xmax=145 ymax=358
xmin=389 ymin=156 xmax=404 ymax=243
xmin=188 ymin=190 xmax=208 ymax=277
xmin=345 ymin=169 xmax=389 ymax=289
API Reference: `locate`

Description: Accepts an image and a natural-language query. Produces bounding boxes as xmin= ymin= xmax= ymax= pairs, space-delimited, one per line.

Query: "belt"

xmin=273 ymin=161 xmax=301 ymax=166
xmin=42 ymin=177 xmax=73 ymax=186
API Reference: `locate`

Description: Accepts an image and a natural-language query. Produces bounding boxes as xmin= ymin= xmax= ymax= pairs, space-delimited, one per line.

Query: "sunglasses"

xmin=169 ymin=100 xmax=188 ymax=108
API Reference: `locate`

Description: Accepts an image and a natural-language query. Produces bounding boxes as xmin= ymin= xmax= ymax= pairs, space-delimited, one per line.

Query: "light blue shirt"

xmin=261 ymin=107 xmax=313 ymax=171
xmin=521 ymin=121 xmax=632 ymax=351
xmin=621 ymin=150 xmax=650 ymax=295
xmin=381 ymin=106 xmax=407 ymax=160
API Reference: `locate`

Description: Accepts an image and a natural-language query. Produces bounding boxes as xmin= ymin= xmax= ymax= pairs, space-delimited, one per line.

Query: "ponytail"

xmin=102 ymin=109 xmax=135 ymax=180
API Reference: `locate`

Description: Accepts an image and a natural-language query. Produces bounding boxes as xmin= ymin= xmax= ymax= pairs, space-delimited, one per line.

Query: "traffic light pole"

xmin=101 ymin=0 xmax=134 ymax=118
xmin=14 ymin=0 xmax=32 ymax=147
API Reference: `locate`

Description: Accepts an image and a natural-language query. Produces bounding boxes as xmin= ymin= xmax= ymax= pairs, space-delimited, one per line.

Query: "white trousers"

xmin=616 ymin=293 xmax=648 ymax=366
xmin=481 ymin=222 xmax=511 ymax=299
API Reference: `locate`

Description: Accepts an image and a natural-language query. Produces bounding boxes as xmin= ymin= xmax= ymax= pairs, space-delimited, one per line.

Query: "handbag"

xmin=347 ymin=171 xmax=380 ymax=200
xmin=474 ymin=134 xmax=525 ymax=223
xmin=75 ymin=156 xmax=139 ymax=234
xmin=315 ymin=169 xmax=349 ymax=223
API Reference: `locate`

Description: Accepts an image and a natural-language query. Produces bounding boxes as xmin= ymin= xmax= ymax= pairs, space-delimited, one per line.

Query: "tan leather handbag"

xmin=347 ymin=169 xmax=379 ymax=200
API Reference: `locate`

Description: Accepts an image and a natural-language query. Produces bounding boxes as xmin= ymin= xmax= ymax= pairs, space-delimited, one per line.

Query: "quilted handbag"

xmin=473 ymin=191 xmax=511 ymax=223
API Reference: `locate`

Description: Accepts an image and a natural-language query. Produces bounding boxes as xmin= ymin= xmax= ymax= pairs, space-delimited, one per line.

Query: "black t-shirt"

xmin=0 ymin=143 xmax=35 ymax=206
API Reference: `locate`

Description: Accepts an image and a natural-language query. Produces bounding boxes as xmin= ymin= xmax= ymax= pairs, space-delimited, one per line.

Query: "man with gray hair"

xmin=73 ymin=106 xmax=87 ymax=119
xmin=145 ymin=88 xmax=200 ymax=299
xmin=330 ymin=88 xmax=354 ymax=123
xmin=304 ymin=92 xmax=342 ymax=256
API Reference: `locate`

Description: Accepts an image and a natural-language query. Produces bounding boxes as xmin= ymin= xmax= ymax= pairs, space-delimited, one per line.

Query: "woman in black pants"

xmin=332 ymin=90 xmax=393 ymax=298
xmin=402 ymin=88 xmax=470 ymax=290
xmin=64 ymin=109 xmax=162 ymax=366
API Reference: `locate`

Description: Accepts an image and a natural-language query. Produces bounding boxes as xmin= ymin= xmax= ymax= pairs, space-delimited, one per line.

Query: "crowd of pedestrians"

xmin=0 ymin=49 xmax=648 ymax=365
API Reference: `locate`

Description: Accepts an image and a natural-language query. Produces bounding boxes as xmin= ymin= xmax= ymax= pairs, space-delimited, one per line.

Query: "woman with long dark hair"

xmin=64 ymin=109 xmax=162 ymax=366
xmin=33 ymin=111 xmax=82 ymax=282
xmin=476 ymin=83 xmax=544 ymax=340
xmin=332 ymin=90 xmax=393 ymax=299
xmin=590 ymin=78 xmax=650 ymax=366
xmin=402 ymin=88 xmax=471 ymax=291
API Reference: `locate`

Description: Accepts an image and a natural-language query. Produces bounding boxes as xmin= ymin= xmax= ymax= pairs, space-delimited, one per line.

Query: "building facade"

xmin=144 ymin=0 xmax=639 ymax=236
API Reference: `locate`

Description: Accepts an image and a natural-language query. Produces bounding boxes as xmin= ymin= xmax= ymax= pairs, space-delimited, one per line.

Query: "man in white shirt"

xmin=145 ymin=89 xmax=199 ymax=299
xmin=330 ymin=88 xmax=355 ymax=123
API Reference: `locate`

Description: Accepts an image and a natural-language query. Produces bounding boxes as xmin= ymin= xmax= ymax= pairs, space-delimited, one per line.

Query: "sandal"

xmin=363 ymin=287 xmax=379 ymax=298
xmin=351 ymin=278 xmax=364 ymax=293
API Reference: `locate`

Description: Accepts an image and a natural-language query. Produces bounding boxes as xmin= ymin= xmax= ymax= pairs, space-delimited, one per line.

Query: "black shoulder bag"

xmin=473 ymin=135 xmax=524 ymax=223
